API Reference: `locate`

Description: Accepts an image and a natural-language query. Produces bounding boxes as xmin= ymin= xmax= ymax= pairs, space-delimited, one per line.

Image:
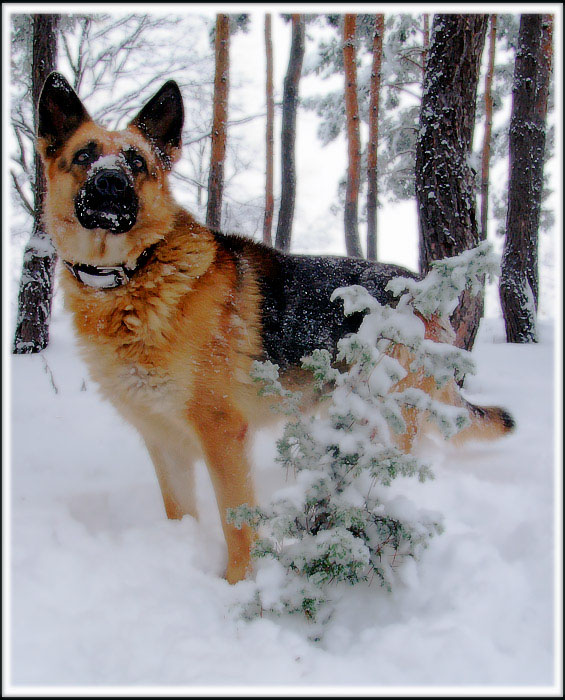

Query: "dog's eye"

xmin=131 ymin=157 xmax=146 ymax=172
xmin=126 ymin=152 xmax=146 ymax=173
xmin=73 ymin=149 xmax=94 ymax=166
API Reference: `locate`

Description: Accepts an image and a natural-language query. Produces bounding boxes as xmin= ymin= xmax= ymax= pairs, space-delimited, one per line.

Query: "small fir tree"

xmin=229 ymin=242 xmax=499 ymax=624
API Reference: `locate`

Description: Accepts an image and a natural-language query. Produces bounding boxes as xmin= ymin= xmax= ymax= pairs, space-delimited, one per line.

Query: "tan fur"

xmin=39 ymin=121 xmax=179 ymax=268
xmin=39 ymin=92 xmax=513 ymax=584
xmin=390 ymin=314 xmax=514 ymax=452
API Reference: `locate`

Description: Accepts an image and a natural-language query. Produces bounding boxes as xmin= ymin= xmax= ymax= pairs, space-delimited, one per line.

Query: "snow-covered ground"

xmin=6 ymin=304 xmax=559 ymax=693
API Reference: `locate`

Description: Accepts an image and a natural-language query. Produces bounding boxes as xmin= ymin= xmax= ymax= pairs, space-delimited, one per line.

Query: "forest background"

xmin=7 ymin=7 xmax=560 ymax=335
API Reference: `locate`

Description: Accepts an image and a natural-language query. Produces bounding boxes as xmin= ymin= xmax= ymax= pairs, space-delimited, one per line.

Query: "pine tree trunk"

xmin=415 ymin=14 xmax=488 ymax=351
xmin=263 ymin=14 xmax=275 ymax=246
xmin=480 ymin=15 xmax=497 ymax=239
xmin=206 ymin=14 xmax=230 ymax=231
xmin=500 ymin=14 xmax=553 ymax=343
xmin=422 ymin=14 xmax=430 ymax=71
xmin=343 ymin=14 xmax=363 ymax=259
xmin=275 ymin=14 xmax=305 ymax=253
xmin=13 ymin=14 xmax=59 ymax=355
xmin=366 ymin=15 xmax=384 ymax=261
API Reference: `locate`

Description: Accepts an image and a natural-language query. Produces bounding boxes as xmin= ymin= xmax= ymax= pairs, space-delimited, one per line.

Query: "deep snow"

xmin=6 ymin=304 xmax=559 ymax=693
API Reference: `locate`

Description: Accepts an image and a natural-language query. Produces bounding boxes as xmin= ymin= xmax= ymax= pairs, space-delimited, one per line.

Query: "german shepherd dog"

xmin=37 ymin=73 xmax=515 ymax=583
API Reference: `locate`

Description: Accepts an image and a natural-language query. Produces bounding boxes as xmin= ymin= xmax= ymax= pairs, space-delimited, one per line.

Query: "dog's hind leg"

xmin=395 ymin=404 xmax=420 ymax=453
xmin=391 ymin=368 xmax=436 ymax=453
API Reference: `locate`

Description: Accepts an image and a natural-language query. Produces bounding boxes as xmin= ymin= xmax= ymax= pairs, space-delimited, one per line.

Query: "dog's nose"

xmin=76 ymin=165 xmax=138 ymax=234
xmin=93 ymin=169 xmax=129 ymax=197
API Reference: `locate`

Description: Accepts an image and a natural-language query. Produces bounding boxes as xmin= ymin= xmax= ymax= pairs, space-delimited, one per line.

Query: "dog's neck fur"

xmin=61 ymin=209 xmax=212 ymax=289
xmin=62 ymin=209 xmax=218 ymax=357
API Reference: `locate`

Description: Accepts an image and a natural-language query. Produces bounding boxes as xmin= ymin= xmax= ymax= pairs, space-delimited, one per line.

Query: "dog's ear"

xmin=37 ymin=73 xmax=91 ymax=157
xmin=128 ymin=81 xmax=184 ymax=167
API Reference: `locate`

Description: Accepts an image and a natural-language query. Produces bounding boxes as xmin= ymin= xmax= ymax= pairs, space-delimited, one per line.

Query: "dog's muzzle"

xmin=75 ymin=168 xmax=139 ymax=234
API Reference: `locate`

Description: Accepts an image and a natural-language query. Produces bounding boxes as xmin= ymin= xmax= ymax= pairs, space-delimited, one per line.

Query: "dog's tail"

xmin=438 ymin=382 xmax=516 ymax=445
xmin=388 ymin=314 xmax=516 ymax=451
xmin=421 ymin=314 xmax=516 ymax=445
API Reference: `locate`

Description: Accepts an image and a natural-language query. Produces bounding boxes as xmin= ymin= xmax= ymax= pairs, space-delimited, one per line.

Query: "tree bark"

xmin=275 ymin=14 xmax=305 ymax=252
xmin=13 ymin=14 xmax=59 ymax=354
xmin=343 ymin=14 xmax=363 ymax=259
xmin=480 ymin=15 xmax=497 ymax=239
xmin=422 ymin=14 xmax=430 ymax=72
xmin=366 ymin=14 xmax=384 ymax=261
xmin=500 ymin=14 xmax=553 ymax=343
xmin=415 ymin=14 xmax=488 ymax=351
xmin=206 ymin=14 xmax=230 ymax=231
xmin=263 ymin=14 xmax=275 ymax=246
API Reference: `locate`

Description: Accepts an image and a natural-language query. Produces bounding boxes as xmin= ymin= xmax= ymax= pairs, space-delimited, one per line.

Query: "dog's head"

xmin=37 ymin=73 xmax=184 ymax=265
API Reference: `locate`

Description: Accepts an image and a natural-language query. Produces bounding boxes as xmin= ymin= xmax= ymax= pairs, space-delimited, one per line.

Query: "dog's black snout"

xmin=93 ymin=169 xmax=129 ymax=197
xmin=75 ymin=166 xmax=138 ymax=234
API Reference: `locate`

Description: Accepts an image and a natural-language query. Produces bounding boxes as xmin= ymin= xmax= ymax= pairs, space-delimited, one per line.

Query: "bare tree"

xmin=366 ymin=14 xmax=384 ymax=261
xmin=207 ymin=14 xmax=230 ymax=230
xmin=480 ymin=14 xmax=497 ymax=239
xmin=275 ymin=14 xmax=305 ymax=253
xmin=263 ymin=14 xmax=275 ymax=246
xmin=58 ymin=15 xmax=212 ymax=127
xmin=415 ymin=14 xmax=488 ymax=352
xmin=13 ymin=14 xmax=59 ymax=354
xmin=500 ymin=14 xmax=553 ymax=343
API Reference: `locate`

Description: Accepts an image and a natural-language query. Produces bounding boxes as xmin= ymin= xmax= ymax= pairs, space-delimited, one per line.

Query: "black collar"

xmin=63 ymin=244 xmax=157 ymax=290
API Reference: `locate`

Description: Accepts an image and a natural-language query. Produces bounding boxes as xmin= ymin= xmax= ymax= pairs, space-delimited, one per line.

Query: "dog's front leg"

xmin=144 ymin=439 xmax=198 ymax=520
xmin=188 ymin=399 xmax=255 ymax=584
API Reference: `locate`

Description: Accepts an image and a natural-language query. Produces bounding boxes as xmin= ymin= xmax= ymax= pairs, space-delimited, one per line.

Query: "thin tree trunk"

xmin=422 ymin=14 xmax=430 ymax=72
xmin=206 ymin=14 xmax=230 ymax=230
xmin=263 ymin=14 xmax=275 ymax=246
xmin=13 ymin=14 xmax=59 ymax=354
xmin=275 ymin=14 xmax=305 ymax=252
xmin=416 ymin=14 xmax=488 ymax=352
xmin=366 ymin=14 xmax=384 ymax=261
xmin=343 ymin=14 xmax=363 ymax=259
xmin=500 ymin=14 xmax=553 ymax=343
xmin=480 ymin=14 xmax=497 ymax=239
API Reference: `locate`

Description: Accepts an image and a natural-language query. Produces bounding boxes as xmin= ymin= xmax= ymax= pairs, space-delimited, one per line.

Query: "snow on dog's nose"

xmin=75 ymin=157 xmax=139 ymax=234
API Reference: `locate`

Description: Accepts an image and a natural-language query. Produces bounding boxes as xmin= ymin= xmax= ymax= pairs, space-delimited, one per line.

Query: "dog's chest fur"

xmin=68 ymin=284 xmax=189 ymax=419
xmin=62 ymin=225 xmax=264 ymax=427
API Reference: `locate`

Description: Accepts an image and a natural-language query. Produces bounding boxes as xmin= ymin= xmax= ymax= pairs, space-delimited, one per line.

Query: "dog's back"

xmin=211 ymin=232 xmax=420 ymax=369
